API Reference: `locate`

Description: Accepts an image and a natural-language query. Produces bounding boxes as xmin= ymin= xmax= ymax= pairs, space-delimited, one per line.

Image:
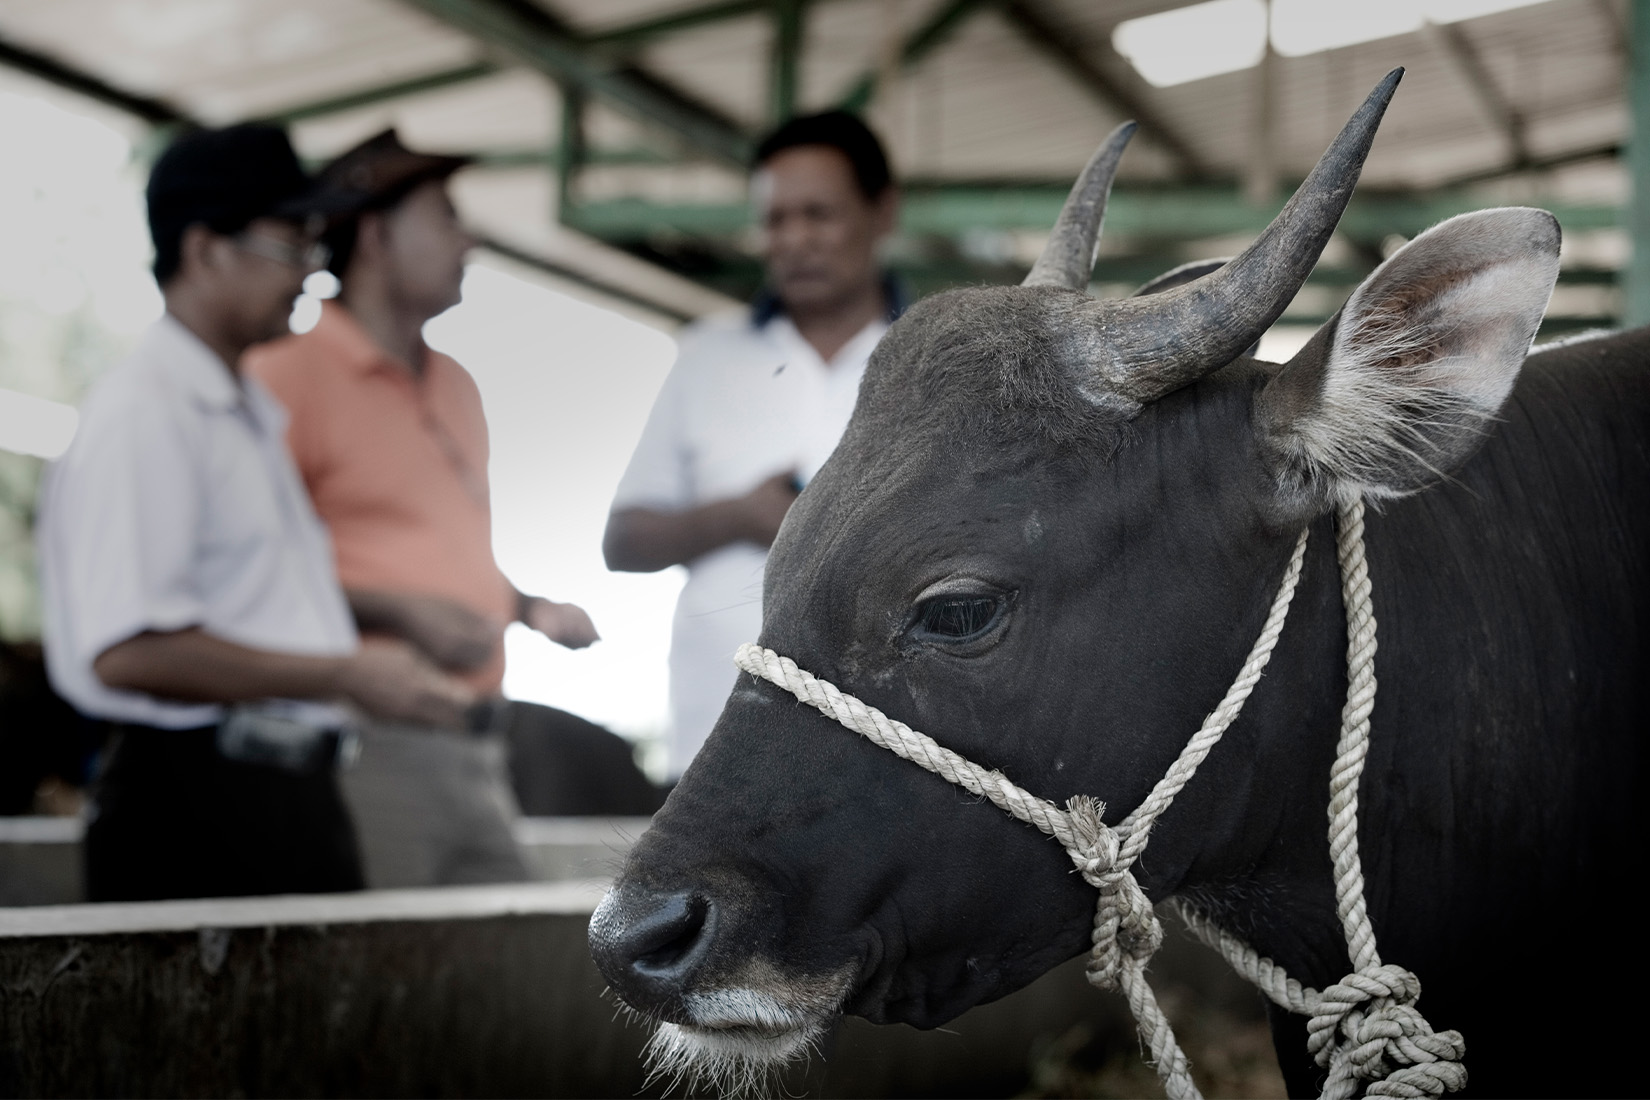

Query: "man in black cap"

xmin=38 ymin=124 xmax=476 ymax=901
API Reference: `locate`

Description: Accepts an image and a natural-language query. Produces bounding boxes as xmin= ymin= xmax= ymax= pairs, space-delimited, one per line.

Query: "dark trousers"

xmin=85 ymin=724 xmax=364 ymax=902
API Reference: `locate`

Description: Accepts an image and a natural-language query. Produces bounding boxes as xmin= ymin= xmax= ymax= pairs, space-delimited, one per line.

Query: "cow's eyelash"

xmin=911 ymin=594 xmax=1007 ymax=643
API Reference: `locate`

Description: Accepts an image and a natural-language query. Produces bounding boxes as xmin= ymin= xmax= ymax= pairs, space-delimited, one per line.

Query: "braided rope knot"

xmin=1308 ymin=964 xmax=1466 ymax=1098
xmin=1063 ymin=795 xmax=1119 ymax=882
xmin=1061 ymin=796 xmax=1162 ymax=991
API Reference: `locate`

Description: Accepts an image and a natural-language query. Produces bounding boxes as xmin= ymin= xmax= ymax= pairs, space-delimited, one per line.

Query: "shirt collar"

xmin=150 ymin=312 xmax=243 ymax=413
xmin=750 ymin=271 xmax=909 ymax=330
xmin=313 ymin=299 xmax=427 ymax=378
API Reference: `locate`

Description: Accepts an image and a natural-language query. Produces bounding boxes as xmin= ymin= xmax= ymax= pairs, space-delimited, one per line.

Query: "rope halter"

xmin=733 ymin=498 xmax=1464 ymax=1099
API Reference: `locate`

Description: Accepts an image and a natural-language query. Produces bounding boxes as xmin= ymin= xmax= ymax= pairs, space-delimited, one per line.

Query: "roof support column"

xmin=1244 ymin=14 xmax=1278 ymax=207
xmin=556 ymin=84 xmax=586 ymax=226
xmin=770 ymin=0 xmax=805 ymax=126
xmin=1626 ymin=0 xmax=1650 ymax=326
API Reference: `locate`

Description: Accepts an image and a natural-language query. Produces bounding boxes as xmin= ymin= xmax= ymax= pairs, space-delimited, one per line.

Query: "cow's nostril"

xmin=632 ymin=893 xmax=709 ymax=975
xmin=590 ymin=884 xmax=720 ymax=1005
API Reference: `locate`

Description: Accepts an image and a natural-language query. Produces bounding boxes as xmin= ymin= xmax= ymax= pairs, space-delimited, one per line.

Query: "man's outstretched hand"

xmin=522 ymin=596 xmax=600 ymax=649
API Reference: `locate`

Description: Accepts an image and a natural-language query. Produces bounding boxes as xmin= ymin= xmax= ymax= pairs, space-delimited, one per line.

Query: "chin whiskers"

xmin=641 ymin=1019 xmax=823 ymax=1099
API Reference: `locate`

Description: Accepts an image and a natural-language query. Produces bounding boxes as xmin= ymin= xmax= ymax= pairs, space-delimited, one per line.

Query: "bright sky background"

xmin=423 ymin=266 xmax=683 ymax=744
xmin=0 ymin=81 xmax=686 ymax=752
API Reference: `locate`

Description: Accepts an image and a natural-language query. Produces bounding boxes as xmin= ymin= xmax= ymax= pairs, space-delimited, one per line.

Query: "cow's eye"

xmin=914 ymin=595 xmax=1003 ymax=641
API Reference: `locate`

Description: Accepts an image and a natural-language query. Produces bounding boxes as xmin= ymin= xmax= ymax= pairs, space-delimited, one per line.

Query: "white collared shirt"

xmin=612 ymin=311 xmax=887 ymax=776
xmin=38 ymin=313 xmax=358 ymax=729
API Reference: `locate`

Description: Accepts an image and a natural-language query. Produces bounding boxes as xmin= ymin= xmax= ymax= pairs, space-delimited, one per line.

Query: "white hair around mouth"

xmin=641 ymin=985 xmax=842 ymax=1098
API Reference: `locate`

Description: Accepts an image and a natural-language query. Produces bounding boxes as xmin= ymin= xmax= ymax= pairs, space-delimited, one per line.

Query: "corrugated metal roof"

xmin=0 ymin=0 xmax=1630 ymax=326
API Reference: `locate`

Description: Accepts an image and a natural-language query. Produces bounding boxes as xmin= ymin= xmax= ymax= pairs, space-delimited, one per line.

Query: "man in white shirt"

xmin=604 ymin=112 xmax=902 ymax=779
xmin=38 ymin=124 xmax=472 ymax=901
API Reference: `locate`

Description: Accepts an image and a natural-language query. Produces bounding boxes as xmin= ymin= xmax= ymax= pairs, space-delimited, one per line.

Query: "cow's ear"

xmin=1256 ymin=207 xmax=1559 ymax=515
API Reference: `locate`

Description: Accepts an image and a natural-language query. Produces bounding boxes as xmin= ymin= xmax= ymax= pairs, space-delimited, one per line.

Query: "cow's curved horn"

xmin=1023 ymin=121 xmax=1137 ymax=290
xmin=1096 ymin=67 xmax=1403 ymax=403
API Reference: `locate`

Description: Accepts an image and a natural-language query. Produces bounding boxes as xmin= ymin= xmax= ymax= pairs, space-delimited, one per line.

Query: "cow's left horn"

xmin=1024 ymin=121 xmax=1137 ymax=290
xmin=1094 ymin=67 xmax=1403 ymax=403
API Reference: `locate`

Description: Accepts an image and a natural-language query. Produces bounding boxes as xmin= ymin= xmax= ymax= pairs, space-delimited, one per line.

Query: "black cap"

xmin=146 ymin=124 xmax=336 ymax=238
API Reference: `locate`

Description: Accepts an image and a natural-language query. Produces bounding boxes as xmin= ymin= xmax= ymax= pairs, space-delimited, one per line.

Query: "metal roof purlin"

xmin=0 ymin=32 xmax=188 ymax=126
xmin=266 ymin=61 xmax=502 ymax=124
xmin=395 ymin=0 xmax=751 ymax=165
xmin=585 ymin=0 xmax=768 ymax=50
xmin=1441 ymin=140 xmax=1619 ymax=187
xmin=997 ymin=0 xmax=1215 ymax=181
xmin=838 ymin=0 xmax=992 ymax=113
xmin=1420 ymin=20 xmax=1530 ymax=172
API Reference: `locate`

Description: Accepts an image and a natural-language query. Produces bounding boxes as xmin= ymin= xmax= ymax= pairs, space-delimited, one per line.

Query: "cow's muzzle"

xmin=589 ymin=882 xmax=719 ymax=1019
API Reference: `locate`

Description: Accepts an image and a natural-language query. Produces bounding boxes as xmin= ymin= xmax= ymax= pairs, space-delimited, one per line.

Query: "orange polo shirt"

xmin=247 ymin=302 xmax=515 ymax=693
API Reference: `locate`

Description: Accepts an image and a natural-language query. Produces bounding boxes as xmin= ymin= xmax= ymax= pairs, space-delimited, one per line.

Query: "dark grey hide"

xmin=591 ymin=102 xmax=1647 ymax=1100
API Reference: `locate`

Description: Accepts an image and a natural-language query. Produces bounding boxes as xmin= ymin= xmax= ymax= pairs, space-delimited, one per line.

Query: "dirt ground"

xmin=1016 ymin=928 xmax=1289 ymax=1100
xmin=1018 ymin=988 xmax=1287 ymax=1099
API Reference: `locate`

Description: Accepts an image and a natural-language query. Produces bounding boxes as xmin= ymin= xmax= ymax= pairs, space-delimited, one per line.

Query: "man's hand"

xmin=336 ymin=638 xmax=477 ymax=728
xmin=738 ymin=471 xmax=801 ymax=549
xmin=91 ymin=627 xmax=476 ymax=730
xmin=522 ymin=597 xmax=600 ymax=649
xmin=348 ymin=588 xmax=499 ymax=671
xmin=603 ymin=470 xmax=801 ymax=573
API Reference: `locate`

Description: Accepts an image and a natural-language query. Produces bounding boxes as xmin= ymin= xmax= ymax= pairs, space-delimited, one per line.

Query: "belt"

xmin=103 ymin=719 xmax=344 ymax=778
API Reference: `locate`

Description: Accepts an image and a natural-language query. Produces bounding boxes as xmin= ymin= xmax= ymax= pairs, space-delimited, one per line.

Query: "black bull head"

xmin=592 ymin=68 xmax=1649 ymax=1096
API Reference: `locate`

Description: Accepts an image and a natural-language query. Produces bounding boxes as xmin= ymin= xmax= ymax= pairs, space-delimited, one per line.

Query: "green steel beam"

xmin=569 ymin=186 xmax=1622 ymax=241
xmin=396 ymin=0 xmax=751 ymax=165
xmin=586 ymin=0 xmax=767 ymax=49
xmin=0 ymin=33 xmax=188 ymax=126
xmin=613 ymin=248 xmax=1618 ymax=294
xmin=1625 ymin=0 xmax=1650 ymax=326
xmin=557 ymin=84 xmax=586 ymax=222
xmin=607 ymin=236 xmax=1616 ymax=330
xmin=839 ymin=0 xmax=991 ymax=113
xmin=1440 ymin=141 xmax=1619 ymax=188
xmin=265 ymin=62 xmax=501 ymax=123
xmin=463 ymin=145 xmax=669 ymax=169
xmin=770 ymin=0 xmax=805 ymax=125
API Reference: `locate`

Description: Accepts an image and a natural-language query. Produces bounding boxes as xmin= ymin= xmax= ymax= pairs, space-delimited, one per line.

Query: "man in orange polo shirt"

xmin=247 ymin=131 xmax=599 ymax=887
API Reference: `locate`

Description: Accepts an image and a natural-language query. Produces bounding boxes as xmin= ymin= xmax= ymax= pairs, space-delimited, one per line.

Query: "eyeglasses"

xmin=233 ymin=231 xmax=330 ymax=272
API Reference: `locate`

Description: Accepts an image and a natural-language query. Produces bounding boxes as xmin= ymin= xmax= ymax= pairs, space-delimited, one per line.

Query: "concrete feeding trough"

xmin=0 ymin=816 xmax=81 ymax=907
xmin=0 ymin=816 xmax=1266 ymax=1096
xmin=0 ymin=816 xmax=655 ymax=907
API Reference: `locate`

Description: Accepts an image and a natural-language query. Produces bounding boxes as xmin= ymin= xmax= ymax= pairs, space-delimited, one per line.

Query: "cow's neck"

xmin=1145 ymin=506 xmax=1365 ymax=990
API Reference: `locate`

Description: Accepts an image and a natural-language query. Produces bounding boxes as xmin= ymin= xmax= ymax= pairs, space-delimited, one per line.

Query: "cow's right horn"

xmin=1090 ymin=67 xmax=1403 ymax=404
